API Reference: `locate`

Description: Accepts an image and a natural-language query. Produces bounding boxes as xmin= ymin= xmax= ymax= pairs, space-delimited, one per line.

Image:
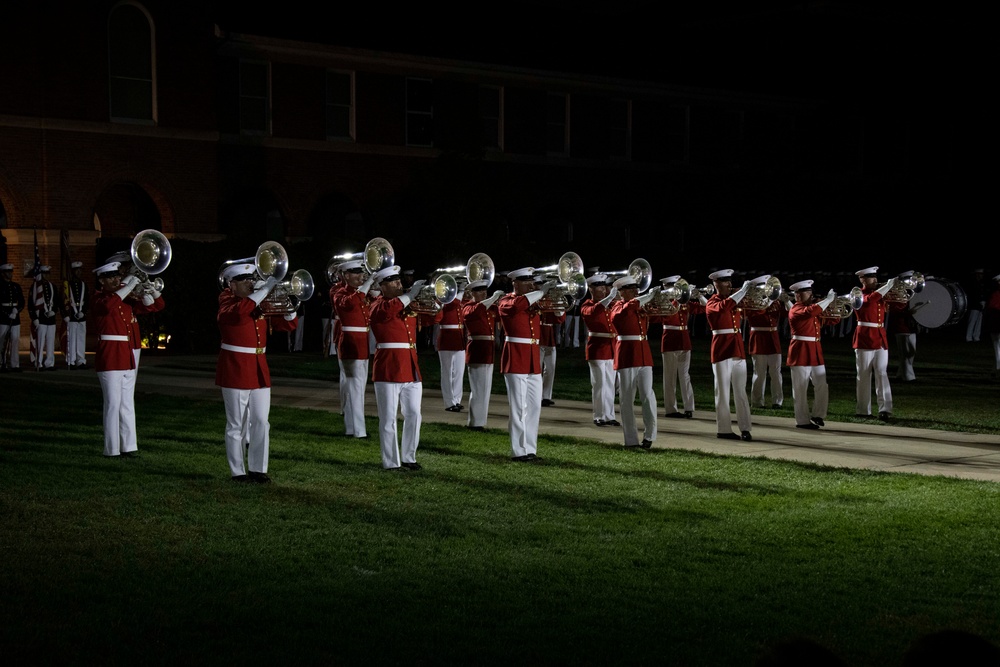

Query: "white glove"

xmin=731 ymin=280 xmax=751 ymax=303
xmin=357 ymin=275 xmax=375 ymax=295
xmin=540 ymin=280 xmax=558 ymax=295
xmin=150 ymin=289 xmax=161 ymax=299
xmin=599 ymin=287 xmax=618 ymax=308
xmin=116 ymin=275 xmax=140 ymax=300
xmin=63 ymin=316 xmax=70 ymax=323
xmin=405 ymin=281 xmax=425 ymax=301
xmin=253 ymin=280 xmax=267 ymax=290
xmin=9 ymin=309 xmax=17 ymax=319
xmin=827 ymin=289 xmax=837 ymax=300
xmin=250 ymin=276 xmax=278 ymax=305
xmin=124 ymin=275 xmax=141 ymax=289
xmin=876 ymin=277 xmax=897 ymax=297
xmin=637 ymin=286 xmax=660 ymax=307
xmin=142 ymin=294 xmax=154 ymax=306
xmin=481 ymin=290 xmax=504 ymax=310
xmin=283 ymin=313 xmax=297 ymax=321
xmin=45 ymin=310 xmax=55 ymax=317
xmin=32 ymin=319 xmax=39 ymax=327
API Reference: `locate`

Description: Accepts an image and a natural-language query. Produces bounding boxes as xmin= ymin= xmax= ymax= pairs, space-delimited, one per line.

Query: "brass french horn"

xmin=128 ymin=229 xmax=172 ymax=296
xmin=743 ymin=275 xmax=783 ymax=310
xmin=538 ymin=251 xmax=587 ymax=313
xmin=822 ymin=287 xmax=864 ymax=319
xmin=883 ymin=271 xmax=925 ymax=303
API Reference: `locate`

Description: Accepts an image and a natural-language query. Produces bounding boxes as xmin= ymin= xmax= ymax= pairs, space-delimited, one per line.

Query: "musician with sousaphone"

xmin=852 ymin=266 xmax=899 ymax=422
xmin=432 ymin=265 xmax=469 ymax=413
xmin=743 ymin=274 xmax=787 ymax=412
xmin=704 ymin=269 xmax=753 ymax=441
xmin=579 ymin=272 xmax=620 ymax=427
xmin=649 ymin=274 xmax=709 ymax=420
xmin=215 ymin=245 xmax=299 ymax=483
xmin=460 ymin=253 xmax=504 ymax=431
xmin=786 ymin=279 xmax=837 ymax=431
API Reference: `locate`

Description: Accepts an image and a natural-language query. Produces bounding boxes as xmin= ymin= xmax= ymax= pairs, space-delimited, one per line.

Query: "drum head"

xmin=909 ymin=279 xmax=967 ymax=328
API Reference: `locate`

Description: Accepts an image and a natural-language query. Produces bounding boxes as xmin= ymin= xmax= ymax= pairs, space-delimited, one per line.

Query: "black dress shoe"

xmin=717 ymin=433 xmax=740 ymax=440
xmin=741 ymin=431 xmax=753 ymax=442
xmin=593 ymin=419 xmax=606 ymax=426
xmin=772 ymin=404 xmax=782 ymax=409
xmin=445 ymin=405 xmax=462 ymax=412
xmin=512 ymin=454 xmax=533 ymax=462
xmin=541 ymin=399 xmax=555 ymax=407
xmin=401 ymin=462 xmax=422 ymax=470
xmin=121 ymin=451 xmax=139 ymax=458
xmin=855 ymin=414 xmax=873 ymax=419
xmin=248 ymin=472 xmax=272 ymax=484
xmin=231 ymin=474 xmax=250 ymax=483
xmin=811 ymin=417 xmax=825 ymax=427
xmin=878 ymin=412 xmax=890 ymax=422
xmin=684 ymin=411 xmax=693 ymax=418
xmin=665 ymin=411 xmax=688 ymax=419
xmin=468 ymin=425 xmax=485 ymax=431
xmin=796 ymin=423 xmax=820 ymax=430
xmin=606 ymin=419 xmax=621 ymax=427
xmin=384 ymin=466 xmax=407 ymax=472
xmin=640 ymin=439 xmax=653 ymax=449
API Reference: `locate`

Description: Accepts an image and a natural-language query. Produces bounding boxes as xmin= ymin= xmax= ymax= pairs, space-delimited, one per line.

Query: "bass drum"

xmin=909 ymin=278 xmax=967 ymax=328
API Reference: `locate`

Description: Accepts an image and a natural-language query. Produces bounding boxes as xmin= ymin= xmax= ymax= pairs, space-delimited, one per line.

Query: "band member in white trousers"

xmin=786 ymin=280 xmax=836 ymax=430
xmin=705 ymin=269 xmax=753 ymax=441
xmin=436 ymin=291 xmax=467 ymax=411
xmin=462 ymin=281 xmax=503 ymax=429
xmin=580 ymin=274 xmax=619 ymax=426
xmin=332 ymin=259 xmax=374 ymax=439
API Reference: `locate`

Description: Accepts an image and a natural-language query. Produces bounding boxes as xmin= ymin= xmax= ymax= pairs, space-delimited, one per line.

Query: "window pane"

xmin=326 ymin=106 xmax=350 ymax=138
xmin=110 ymin=78 xmax=153 ymax=119
xmin=407 ymin=79 xmax=433 ymax=112
xmin=240 ymin=63 xmax=267 ymax=97
xmin=327 ymin=72 xmax=351 ymax=106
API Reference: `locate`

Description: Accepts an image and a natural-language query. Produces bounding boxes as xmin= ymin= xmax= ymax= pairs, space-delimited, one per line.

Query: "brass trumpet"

xmin=821 ymin=287 xmax=864 ymax=319
xmin=128 ymin=229 xmax=172 ymax=296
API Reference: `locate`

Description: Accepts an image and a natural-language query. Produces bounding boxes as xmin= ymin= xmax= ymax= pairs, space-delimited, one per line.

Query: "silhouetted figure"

xmin=901 ymin=629 xmax=1000 ymax=666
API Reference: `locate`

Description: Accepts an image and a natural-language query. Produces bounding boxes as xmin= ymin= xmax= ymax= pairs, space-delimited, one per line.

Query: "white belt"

xmin=588 ymin=332 xmax=615 ymax=338
xmin=791 ymin=335 xmax=819 ymax=342
xmin=506 ymin=336 xmax=539 ymax=345
xmin=469 ymin=335 xmax=495 ymax=341
xmin=617 ymin=335 xmax=646 ymax=341
xmin=342 ymin=326 xmax=369 ymax=332
xmin=221 ymin=343 xmax=265 ymax=354
xmin=440 ymin=324 xmax=462 ymax=329
xmin=712 ymin=328 xmax=738 ymax=335
xmin=858 ymin=322 xmax=882 ymax=328
xmin=377 ymin=342 xmax=415 ymax=349
xmin=100 ymin=335 xmax=129 ymax=342
xmin=541 ymin=323 xmax=553 ymax=327
xmin=663 ymin=325 xmax=686 ymax=331
xmin=751 ymin=327 xmax=777 ymax=332
xmin=1 ymin=302 xmax=14 ymax=307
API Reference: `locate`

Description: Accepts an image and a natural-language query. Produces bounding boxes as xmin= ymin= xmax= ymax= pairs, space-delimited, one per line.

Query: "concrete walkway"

xmin=18 ymin=354 xmax=1000 ymax=483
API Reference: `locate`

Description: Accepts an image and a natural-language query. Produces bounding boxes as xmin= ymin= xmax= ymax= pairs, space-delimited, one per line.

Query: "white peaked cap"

xmin=0 ymin=263 xmax=13 ymax=271
xmin=612 ymin=275 xmax=638 ymax=290
xmin=789 ymin=280 xmax=814 ymax=292
xmin=467 ymin=279 xmax=489 ymax=290
xmin=708 ymin=269 xmax=734 ymax=281
xmin=855 ymin=266 xmax=879 ymax=277
xmin=660 ymin=275 xmax=681 ymax=284
xmin=94 ymin=262 xmax=122 ymax=277
xmin=70 ymin=261 xmax=83 ymax=269
xmin=507 ymin=267 xmax=535 ymax=280
xmin=222 ymin=263 xmax=255 ymax=281
xmin=373 ymin=265 xmax=401 ymax=283
xmin=586 ymin=274 xmax=609 ymax=285
xmin=750 ymin=274 xmax=771 ymax=285
xmin=338 ymin=259 xmax=364 ymax=271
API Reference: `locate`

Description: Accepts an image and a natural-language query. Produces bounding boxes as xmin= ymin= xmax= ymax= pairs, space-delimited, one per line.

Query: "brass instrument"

xmin=821 ymin=287 xmax=864 ymax=320
xmin=217 ymin=241 xmax=310 ymax=314
xmin=883 ymin=271 xmax=925 ymax=303
xmin=128 ymin=229 xmax=172 ymax=296
xmin=410 ymin=273 xmax=458 ymax=314
xmin=742 ymin=275 xmax=783 ymax=310
xmin=538 ymin=251 xmax=587 ymax=313
xmin=648 ymin=277 xmax=695 ymax=316
xmin=364 ymin=237 xmax=394 ymax=276
xmin=466 ymin=252 xmax=495 ymax=287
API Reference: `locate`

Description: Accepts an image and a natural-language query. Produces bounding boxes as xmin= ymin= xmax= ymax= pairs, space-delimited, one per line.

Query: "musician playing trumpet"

xmin=786 ymin=280 xmax=837 ymax=430
xmin=745 ymin=275 xmax=786 ymax=411
xmin=609 ymin=276 xmax=660 ymax=449
xmin=331 ymin=259 xmax=374 ymax=439
xmin=580 ymin=274 xmax=620 ymax=427
xmin=461 ymin=280 xmax=504 ymax=430
xmin=852 ymin=266 xmax=897 ymax=421
xmin=705 ymin=269 xmax=753 ymax=441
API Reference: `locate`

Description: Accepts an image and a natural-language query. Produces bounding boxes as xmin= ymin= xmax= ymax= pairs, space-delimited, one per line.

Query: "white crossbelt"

xmin=221 ymin=343 xmax=265 ymax=354
xmin=100 ymin=335 xmax=129 ymax=342
xmin=1 ymin=302 xmax=14 ymax=307
xmin=342 ymin=326 xmax=369 ymax=332
xmin=506 ymin=336 xmax=539 ymax=345
xmin=377 ymin=342 xmax=415 ymax=349
xmin=617 ymin=335 xmax=646 ymax=341
xmin=751 ymin=327 xmax=777 ymax=332
xmin=663 ymin=325 xmax=686 ymax=331
xmin=791 ymin=335 xmax=820 ymax=342
xmin=712 ymin=328 xmax=738 ymax=335
xmin=588 ymin=332 xmax=615 ymax=338
xmin=469 ymin=335 xmax=495 ymax=341
xmin=858 ymin=322 xmax=882 ymax=328
xmin=440 ymin=324 xmax=462 ymax=329
xmin=541 ymin=323 xmax=553 ymax=327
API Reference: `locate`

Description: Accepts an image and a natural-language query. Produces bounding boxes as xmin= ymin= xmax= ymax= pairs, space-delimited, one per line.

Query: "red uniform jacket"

xmin=580 ymin=298 xmax=616 ymax=361
xmin=609 ymin=298 xmax=653 ymax=370
xmin=369 ymin=296 xmax=421 ymax=383
xmin=539 ymin=311 xmax=565 ymax=347
xmin=705 ymin=295 xmax=746 ymax=363
xmin=435 ymin=299 xmax=466 ymax=352
xmin=333 ymin=284 xmax=371 ymax=360
xmin=786 ymin=302 xmax=825 ymax=367
xmin=746 ymin=301 xmax=783 ymax=355
xmin=462 ymin=300 xmax=497 ymax=365
xmin=852 ymin=288 xmax=889 ymax=351
xmin=886 ymin=301 xmax=914 ymax=336
xmin=651 ymin=301 xmax=704 ymax=353
xmin=498 ymin=293 xmax=541 ymax=374
xmin=216 ymin=289 xmax=296 ymax=390
xmin=92 ymin=290 xmax=143 ymax=372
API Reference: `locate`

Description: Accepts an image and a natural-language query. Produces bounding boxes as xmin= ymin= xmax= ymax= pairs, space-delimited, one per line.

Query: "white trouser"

xmin=222 ymin=386 xmax=271 ymax=476
xmin=466 ymin=363 xmax=494 ymax=427
xmin=562 ymin=316 xmax=580 ymax=347
xmin=540 ymin=345 xmax=557 ymax=400
xmin=895 ymin=333 xmax=916 ymax=381
xmin=712 ymin=357 xmax=752 ymax=434
xmin=992 ymin=333 xmax=1000 ymax=370
xmin=504 ymin=373 xmax=542 ymax=457
xmin=661 ymin=350 xmax=694 ymax=414
xmin=374 ymin=381 xmax=422 ymax=469
xmin=966 ymin=310 xmax=983 ymax=342
xmin=67 ymin=321 xmax=86 ymax=365
xmin=0 ymin=323 xmax=19 ymax=368
xmin=35 ymin=323 xmax=55 ymax=367
xmin=340 ymin=358 xmax=369 ymax=437
xmin=588 ymin=358 xmax=617 ymax=421
xmin=438 ymin=349 xmax=466 ymax=407
xmin=337 ymin=358 xmax=346 ymax=415
xmin=618 ymin=365 xmax=657 ymax=446
xmin=98 ymin=368 xmax=137 ymax=456
xmin=855 ymin=348 xmax=892 ymax=414
xmin=790 ymin=365 xmax=828 ymax=426
xmin=751 ymin=353 xmax=783 ymax=407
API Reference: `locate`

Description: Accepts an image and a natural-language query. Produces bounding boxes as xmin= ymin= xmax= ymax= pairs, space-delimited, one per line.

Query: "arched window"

xmin=108 ymin=3 xmax=156 ymax=124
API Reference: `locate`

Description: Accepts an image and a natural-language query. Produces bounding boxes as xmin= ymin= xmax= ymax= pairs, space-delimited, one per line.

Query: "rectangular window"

xmin=479 ymin=85 xmax=503 ymax=151
xmin=547 ymin=92 xmax=569 ymax=155
xmin=326 ymin=70 xmax=355 ymax=141
xmin=610 ymin=98 xmax=631 ymax=160
xmin=665 ymin=104 xmax=689 ymax=163
xmin=240 ymin=60 xmax=270 ymax=136
xmin=406 ymin=77 xmax=434 ymax=147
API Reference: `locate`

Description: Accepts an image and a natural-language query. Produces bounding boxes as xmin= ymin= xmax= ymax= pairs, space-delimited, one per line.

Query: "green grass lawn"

xmin=3 ymin=327 xmax=1000 ymax=667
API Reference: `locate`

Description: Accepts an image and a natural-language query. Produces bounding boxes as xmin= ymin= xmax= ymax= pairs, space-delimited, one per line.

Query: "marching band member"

xmin=580 ymin=274 xmax=619 ymax=427
xmin=461 ymin=279 xmax=503 ymax=430
xmin=745 ymin=276 xmax=786 ymax=410
xmin=705 ymin=269 xmax=753 ymax=441
xmin=63 ymin=261 xmax=89 ymax=369
xmin=536 ymin=274 xmax=565 ymax=407
xmin=655 ymin=275 xmax=706 ymax=419
xmin=0 ymin=263 xmax=25 ymax=371
xmin=436 ymin=280 xmax=467 ymax=412
xmin=786 ymin=280 xmax=836 ymax=430
xmin=91 ymin=262 xmax=157 ymax=457
xmin=497 ymin=267 xmax=554 ymax=462
xmin=610 ymin=276 xmax=660 ymax=449
xmin=369 ymin=266 xmax=425 ymax=471
xmin=216 ymin=263 xmax=297 ymax=482
xmin=28 ymin=265 xmax=60 ymax=370
xmin=852 ymin=267 xmax=897 ymax=421
xmin=332 ymin=259 xmax=374 ymax=439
